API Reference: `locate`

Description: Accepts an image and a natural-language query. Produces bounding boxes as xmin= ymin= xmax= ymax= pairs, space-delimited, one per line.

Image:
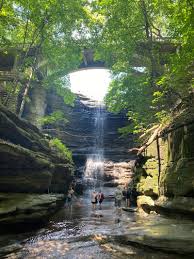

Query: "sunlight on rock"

xmin=23 ymin=240 xmax=70 ymax=257
xmin=93 ymin=234 xmax=107 ymax=242
xmin=101 ymin=243 xmax=116 ymax=252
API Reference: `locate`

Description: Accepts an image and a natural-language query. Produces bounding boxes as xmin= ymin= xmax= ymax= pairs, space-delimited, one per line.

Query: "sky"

xmin=69 ymin=69 xmax=112 ymax=101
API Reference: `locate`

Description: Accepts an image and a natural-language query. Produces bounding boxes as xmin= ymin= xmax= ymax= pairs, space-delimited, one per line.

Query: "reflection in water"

xmin=0 ymin=189 xmax=192 ymax=259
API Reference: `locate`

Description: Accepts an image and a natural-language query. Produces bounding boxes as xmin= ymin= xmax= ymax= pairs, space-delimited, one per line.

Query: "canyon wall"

xmin=23 ymin=88 xmax=135 ymax=187
xmin=0 ymin=105 xmax=73 ymax=226
xmin=136 ymin=95 xmax=194 ymax=217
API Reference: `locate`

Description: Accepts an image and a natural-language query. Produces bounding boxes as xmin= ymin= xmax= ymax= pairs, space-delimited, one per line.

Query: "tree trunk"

xmin=18 ymin=67 xmax=33 ymax=117
xmin=129 ymin=124 xmax=162 ymax=155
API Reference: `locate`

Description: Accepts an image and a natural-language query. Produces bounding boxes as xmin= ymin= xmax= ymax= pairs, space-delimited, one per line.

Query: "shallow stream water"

xmin=0 ymin=188 xmax=192 ymax=259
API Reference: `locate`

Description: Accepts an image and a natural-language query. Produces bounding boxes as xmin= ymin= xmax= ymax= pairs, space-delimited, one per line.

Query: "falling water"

xmin=84 ymin=102 xmax=105 ymax=188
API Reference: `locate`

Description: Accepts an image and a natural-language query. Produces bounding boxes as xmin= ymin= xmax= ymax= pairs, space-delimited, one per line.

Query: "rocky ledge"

xmin=0 ymin=104 xmax=73 ymax=193
xmin=137 ymin=195 xmax=194 ymax=217
xmin=111 ymin=214 xmax=194 ymax=255
xmin=0 ymin=105 xmax=73 ymax=226
xmin=0 ymin=193 xmax=64 ymax=227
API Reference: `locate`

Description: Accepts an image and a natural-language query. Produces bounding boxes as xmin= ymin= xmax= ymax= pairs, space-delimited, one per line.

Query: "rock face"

xmin=0 ymin=105 xmax=73 ymax=194
xmin=0 ymin=105 xmax=73 ymax=226
xmin=28 ymin=91 xmax=136 ymax=186
xmin=24 ymin=83 xmax=47 ymax=128
xmin=135 ymin=94 xmax=194 ymax=217
xmin=103 ymin=161 xmax=134 ymax=187
xmin=112 ymin=214 xmax=194 ymax=255
xmin=43 ymin=93 xmax=134 ymax=162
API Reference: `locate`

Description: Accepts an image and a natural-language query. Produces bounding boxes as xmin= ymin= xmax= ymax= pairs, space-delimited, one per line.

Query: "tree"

xmin=91 ymin=0 xmax=194 ymax=144
xmin=0 ymin=0 xmax=91 ymax=115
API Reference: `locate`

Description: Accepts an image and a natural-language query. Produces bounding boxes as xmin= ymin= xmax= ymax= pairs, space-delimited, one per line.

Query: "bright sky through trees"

xmin=70 ymin=69 xmax=111 ymax=101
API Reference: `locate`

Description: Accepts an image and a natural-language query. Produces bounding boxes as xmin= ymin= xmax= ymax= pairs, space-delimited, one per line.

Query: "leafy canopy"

xmin=89 ymin=0 xmax=194 ymax=135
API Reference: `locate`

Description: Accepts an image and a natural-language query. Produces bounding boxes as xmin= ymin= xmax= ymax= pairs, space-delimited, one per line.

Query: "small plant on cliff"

xmin=49 ymin=138 xmax=72 ymax=162
xmin=40 ymin=110 xmax=68 ymax=126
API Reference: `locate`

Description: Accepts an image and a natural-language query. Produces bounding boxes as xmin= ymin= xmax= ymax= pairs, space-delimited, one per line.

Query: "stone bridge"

xmin=0 ymin=45 xmax=162 ymax=79
xmin=0 ymin=41 xmax=177 ymax=80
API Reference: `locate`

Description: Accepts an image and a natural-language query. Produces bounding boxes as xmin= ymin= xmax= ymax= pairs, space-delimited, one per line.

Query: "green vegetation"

xmin=49 ymin=138 xmax=72 ymax=162
xmin=40 ymin=111 xmax=68 ymax=127
xmin=0 ymin=0 xmax=193 ymax=144
xmin=90 ymin=0 xmax=194 ymax=137
xmin=0 ymin=0 xmax=90 ymax=114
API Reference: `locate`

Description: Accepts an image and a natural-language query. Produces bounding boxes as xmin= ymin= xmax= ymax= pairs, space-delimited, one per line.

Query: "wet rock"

xmin=103 ymin=182 xmax=119 ymax=187
xmin=155 ymin=196 xmax=194 ymax=216
xmin=0 ymin=193 xmax=64 ymax=226
xmin=112 ymin=217 xmax=194 ymax=254
xmin=73 ymin=180 xmax=84 ymax=195
xmin=0 ymin=244 xmax=23 ymax=258
xmin=35 ymin=93 xmax=135 ymax=174
xmin=50 ymin=163 xmax=74 ymax=193
xmin=137 ymin=195 xmax=155 ymax=214
xmin=103 ymin=161 xmax=134 ymax=187
xmin=122 ymin=207 xmax=137 ymax=212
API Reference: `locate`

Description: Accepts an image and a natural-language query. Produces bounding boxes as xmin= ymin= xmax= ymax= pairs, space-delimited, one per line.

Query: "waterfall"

xmin=84 ymin=102 xmax=105 ymax=189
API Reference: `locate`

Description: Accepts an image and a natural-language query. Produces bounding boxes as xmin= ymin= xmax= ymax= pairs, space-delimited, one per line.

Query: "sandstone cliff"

xmin=0 ymin=105 xmax=73 ymax=193
xmin=135 ymin=94 xmax=194 ymax=217
xmin=0 ymin=105 xmax=73 ymax=226
xmin=23 ymin=88 xmax=135 ymax=187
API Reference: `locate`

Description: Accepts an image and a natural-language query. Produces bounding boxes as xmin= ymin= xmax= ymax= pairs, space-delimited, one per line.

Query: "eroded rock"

xmin=0 ymin=193 xmax=64 ymax=226
xmin=0 ymin=105 xmax=73 ymax=194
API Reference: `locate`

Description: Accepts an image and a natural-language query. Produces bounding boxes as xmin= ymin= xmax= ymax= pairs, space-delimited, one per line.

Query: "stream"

xmin=0 ymin=188 xmax=192 ymax=259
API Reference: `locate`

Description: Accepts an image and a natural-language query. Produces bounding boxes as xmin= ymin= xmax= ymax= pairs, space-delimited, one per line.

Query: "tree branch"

xmin=129 ymin=124 xmax=163 ymax=155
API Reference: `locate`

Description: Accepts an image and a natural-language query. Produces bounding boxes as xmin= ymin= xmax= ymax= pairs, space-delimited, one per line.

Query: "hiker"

xmin=66 ymin=186 xmax=74 ymax=207
xmin=115 ymin=207 xmax=122 ymax=224
xmin=98 ymin=190 xmax=105 ymax=209
xmin=122 ymin=186 xmax=127 ymax=203
xmin=126 ymin=187 xmax=132 ymax=207
xmin=114 ymin=186 xmax=123 ymax=207
xmin=122 ymin=186 xmax=131 ymax=207
xmin=91 ymin=190 xmax=98 ymax=210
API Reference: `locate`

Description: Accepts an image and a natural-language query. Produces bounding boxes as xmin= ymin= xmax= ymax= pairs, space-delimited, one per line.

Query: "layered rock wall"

xmin=0 ymin=105 xmax=73 ymax=194
xmin=28 ymin=90 xmax=136 ymax=185
xmin=136 ymin=98 xmax=194 ymax=216
xmin=0 ymin=104 xmax=74 ymax=226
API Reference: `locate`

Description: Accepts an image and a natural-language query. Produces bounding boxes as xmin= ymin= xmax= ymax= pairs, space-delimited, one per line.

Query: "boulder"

xmin=137 ymin=195 xmax=155 ymax=214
